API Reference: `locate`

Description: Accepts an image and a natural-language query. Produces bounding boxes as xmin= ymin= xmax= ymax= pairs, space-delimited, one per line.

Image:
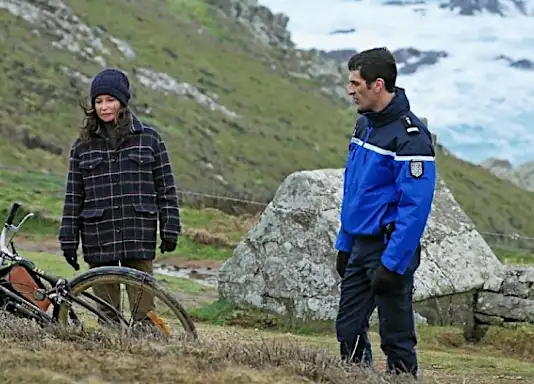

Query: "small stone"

xmin=483 ymin=275 xmax=504 ymax=292
xmin=474 ymin=313 xmax=503 ymax=325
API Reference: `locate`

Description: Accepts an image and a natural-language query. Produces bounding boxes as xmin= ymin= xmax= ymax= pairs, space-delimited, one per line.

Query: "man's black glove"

xmin=371 ymin=265 xmax=401 ymax=295
xmin=63 ymin=250 xmax=80 ymax=271
xmin=336 ymin=251 xmax=350 ymax=278
xmin=159 ymin=238 xmax=177 ymax=254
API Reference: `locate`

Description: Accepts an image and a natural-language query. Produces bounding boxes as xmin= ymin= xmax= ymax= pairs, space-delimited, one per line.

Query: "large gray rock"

xmin=217 ymin=168 xmax=504 ymax=321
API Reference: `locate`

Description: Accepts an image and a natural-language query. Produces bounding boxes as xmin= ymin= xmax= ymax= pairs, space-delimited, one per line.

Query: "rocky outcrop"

xmin=207 ymin=0 xmax=449 ymax=104
xmin=439 ymin=0 xmax=532 ymax=16
xmin=480 ymin=157 xmax=534 ymax=192
xmin=134 ymin=68 xmax=238 ymax=118
xmin=322 ymin=47 xmax=449 ymax=75
xmin=329 ymin=28 xmax=356 ymax=35
xmin=0 ymin=0 xmax=137 ymax=67
xmin=206 ymin=0 xmax=294 ymax=52
xmin=1 ymin=0 xmax=237 ymax=118
xmin=217 ymin=168 xmax=503 ymax=321
xmin=496 ymin=55 xmax=534 ymax=70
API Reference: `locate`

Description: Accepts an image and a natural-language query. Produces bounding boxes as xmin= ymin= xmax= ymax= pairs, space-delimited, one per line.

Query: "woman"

xmin=58 ymin=68 xmax=181 ymax=323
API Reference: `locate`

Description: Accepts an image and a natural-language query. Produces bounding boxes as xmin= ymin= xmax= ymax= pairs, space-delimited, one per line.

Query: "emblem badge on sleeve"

xmin=409 ymin=160 xmax=424 ymax=178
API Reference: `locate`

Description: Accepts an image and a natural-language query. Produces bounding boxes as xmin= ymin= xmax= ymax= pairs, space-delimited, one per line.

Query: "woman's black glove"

xmin=63 ymin=249 xmax=80 ymax=271
xmin=159 ymin=238 xmax=177 ymax=254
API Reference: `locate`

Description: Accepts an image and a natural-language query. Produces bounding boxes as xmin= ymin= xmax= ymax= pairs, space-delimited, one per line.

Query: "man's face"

xmin=346 ymin=70 xmax=381 ymax=110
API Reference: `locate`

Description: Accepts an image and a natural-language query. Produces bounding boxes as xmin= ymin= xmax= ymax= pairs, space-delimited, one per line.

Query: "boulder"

xmin=217 ymin=168 xmax=504 ymax=321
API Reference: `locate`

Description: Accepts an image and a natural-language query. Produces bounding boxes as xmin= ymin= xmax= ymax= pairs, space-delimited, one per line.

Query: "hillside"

xmin=0 ymin=0 xmax=353 ymax=202
xmin=480 ymin=157 xmax=534 ymax=192
xmin=2 ymin=0 xmax=534 ymax=247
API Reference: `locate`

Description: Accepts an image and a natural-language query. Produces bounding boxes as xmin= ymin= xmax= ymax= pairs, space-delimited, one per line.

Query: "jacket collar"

xmin=131 ymin=114 xmax=144 ymax=133
xmin=95 ymin=113 xmax=144 ymax=136
xmin=359 ymin=87 xmax=411 ymax=128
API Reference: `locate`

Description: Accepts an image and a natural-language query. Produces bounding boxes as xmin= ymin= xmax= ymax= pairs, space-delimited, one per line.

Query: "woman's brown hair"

xmin=79 ymin=100 xmax=132 ymax=141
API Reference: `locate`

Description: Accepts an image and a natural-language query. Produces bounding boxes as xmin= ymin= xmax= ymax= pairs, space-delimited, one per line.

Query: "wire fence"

xmin=0 ymin=164 xmax=270 ymax=214
xmin=3 ymin=164 xmax=534 ymax=255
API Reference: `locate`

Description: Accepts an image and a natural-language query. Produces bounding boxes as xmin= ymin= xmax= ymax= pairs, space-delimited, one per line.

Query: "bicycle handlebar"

xmin=4 ymin=201 xmax=22 ymax=227
xmin=1 ymin=201 xmax=34 ymax=259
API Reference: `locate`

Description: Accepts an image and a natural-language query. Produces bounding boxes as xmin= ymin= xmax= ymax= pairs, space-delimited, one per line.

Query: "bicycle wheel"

xmin=55 ymin=266 xmax=198 ymax=341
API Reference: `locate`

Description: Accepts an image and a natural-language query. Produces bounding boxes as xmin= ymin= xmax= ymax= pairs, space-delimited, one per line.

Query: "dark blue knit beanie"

xmin=90 ymin=68 xmax=131 ymax=106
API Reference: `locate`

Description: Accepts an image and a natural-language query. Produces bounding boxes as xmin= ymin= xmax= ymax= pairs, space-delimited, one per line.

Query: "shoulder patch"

xmin=409 ymin=160 xmax=424 ymax=178
xmin=401 ymin=116 xmax=420 ymax=135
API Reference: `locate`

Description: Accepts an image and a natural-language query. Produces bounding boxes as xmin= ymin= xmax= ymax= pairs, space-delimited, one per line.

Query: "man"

xmin=334 ymin=47 xmax=436 ymax=378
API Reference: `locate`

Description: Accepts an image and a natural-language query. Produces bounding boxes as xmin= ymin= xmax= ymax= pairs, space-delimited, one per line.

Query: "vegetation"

xmin=0 ymin=0 xmax=351 ymax=205
xmin=1 ymin=303 xmax=534 ymax=383
xmin=5 ymin=242 xmax=534 ymax=383
xmin=436 ymin=148 xmax=534 ymax=250
xmin=3 ymin=0 xmax=534 ymax=382
xmin=2 ymin=0 xmax=534 ymax=246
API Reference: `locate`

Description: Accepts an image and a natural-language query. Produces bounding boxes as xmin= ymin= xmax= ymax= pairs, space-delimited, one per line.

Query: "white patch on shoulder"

xmin=409 ymin=160 xmax=424 ymax=178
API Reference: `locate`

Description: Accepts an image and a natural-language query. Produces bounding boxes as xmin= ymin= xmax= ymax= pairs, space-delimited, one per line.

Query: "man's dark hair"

xmin=347 ymin=47 xmax=397 ymax=92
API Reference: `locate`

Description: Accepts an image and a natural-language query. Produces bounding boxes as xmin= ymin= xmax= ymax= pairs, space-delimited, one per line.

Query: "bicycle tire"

xmin=55 ymin=266 xmax=198 ymax=340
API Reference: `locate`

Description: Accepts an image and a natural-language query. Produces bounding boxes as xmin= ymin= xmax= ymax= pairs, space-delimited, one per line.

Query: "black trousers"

xmin=335 ymin=234 xmax=420 ymax=376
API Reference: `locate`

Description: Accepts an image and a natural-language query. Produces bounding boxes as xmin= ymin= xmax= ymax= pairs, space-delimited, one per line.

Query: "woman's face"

xmin=94 ymin=94 xmax=121 ymax=122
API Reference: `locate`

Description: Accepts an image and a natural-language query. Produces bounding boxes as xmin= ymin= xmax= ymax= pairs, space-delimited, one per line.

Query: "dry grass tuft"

xmin=183 ymin=211 xmax=261 ymax=247
xmin=183 ymin=228 xmax=235 ymax=247
xmin=0 ymin=312 xmax=421 ymax=384
xmin=481 ymin=324 xmax=534 ymax=360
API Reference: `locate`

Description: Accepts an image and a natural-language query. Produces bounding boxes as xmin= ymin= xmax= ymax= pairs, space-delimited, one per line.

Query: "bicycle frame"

xmin=0 ymin=201 xmax=128 ymax=327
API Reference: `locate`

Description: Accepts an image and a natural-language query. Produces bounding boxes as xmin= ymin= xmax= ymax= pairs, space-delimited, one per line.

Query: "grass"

xmin=189 ymin=300 xmax=534 ymax=382
xmin=0 ymin=0 xmax=351 ymax=203
xmin=0 ymin=309 xmax=533 ymax=383
xmin=3 ymin=163 xmax=534 ymax=265
xmin=435 ymin=148 xmax=534 ymax=248
xmin=3 ymin=2 xmax=534 ymax=380
xmin=3 ymin=0 xmax=534 ymax=241
xmin=0 ymin=168 xmax=252 ymax=261
xmin=493 ymin=247 xmax=534 ymax=265
xmin=190 ymin=299 xmax=336 ymax=336
xmin=0 ymin=246 xmax=533 ymax=382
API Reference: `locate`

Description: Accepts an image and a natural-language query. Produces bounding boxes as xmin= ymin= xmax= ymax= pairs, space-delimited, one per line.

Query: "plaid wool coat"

xmin=58 ymin=116 xmax=181 ymax=264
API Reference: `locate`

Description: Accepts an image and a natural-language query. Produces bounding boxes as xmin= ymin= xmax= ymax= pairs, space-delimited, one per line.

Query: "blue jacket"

xmin=335 ymin=87 xmax=436 ymax=275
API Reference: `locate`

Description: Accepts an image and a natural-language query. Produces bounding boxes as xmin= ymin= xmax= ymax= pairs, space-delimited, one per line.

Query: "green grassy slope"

xmin=0 ymin=0 xmax=352 ymax=201
xmin=2 ymin=0 xmax=534 ymax=246
xmin=436 ymin=147 xmax=534 ymax=249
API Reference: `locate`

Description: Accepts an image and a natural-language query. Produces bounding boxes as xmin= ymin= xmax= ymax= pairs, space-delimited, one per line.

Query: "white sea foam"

xmin=259 ymin=0 xmax=534 ymax=164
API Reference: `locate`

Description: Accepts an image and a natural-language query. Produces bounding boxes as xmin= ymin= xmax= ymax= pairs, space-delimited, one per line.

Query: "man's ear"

xmin=373 ymin=78 xmax=385 ymax=93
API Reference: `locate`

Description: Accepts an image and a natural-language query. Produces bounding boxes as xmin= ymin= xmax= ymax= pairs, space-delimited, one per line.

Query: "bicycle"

xmin=0 ymin=201 xmax=198 ymax=341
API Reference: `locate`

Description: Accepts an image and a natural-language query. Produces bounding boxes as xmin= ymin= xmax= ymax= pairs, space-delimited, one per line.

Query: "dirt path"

xmin=15 ymin=236 xmax=61 ymax=254
xmin=15 ymin=236 xmax=221 ymax=310
xmin=15 ymin=236 xmax=221 ymax=287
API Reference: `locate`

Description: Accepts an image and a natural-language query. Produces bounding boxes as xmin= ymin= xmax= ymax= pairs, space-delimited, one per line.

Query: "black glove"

xmin=336 ymin=251 xmax=350 ymax=278
xmin=63 ymin=250 xmax=80 ymax=271
xmin=159 ymin=238 xmax=177 ymax=254
xmin=371 ymin=265 xmax=401 ymax=295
